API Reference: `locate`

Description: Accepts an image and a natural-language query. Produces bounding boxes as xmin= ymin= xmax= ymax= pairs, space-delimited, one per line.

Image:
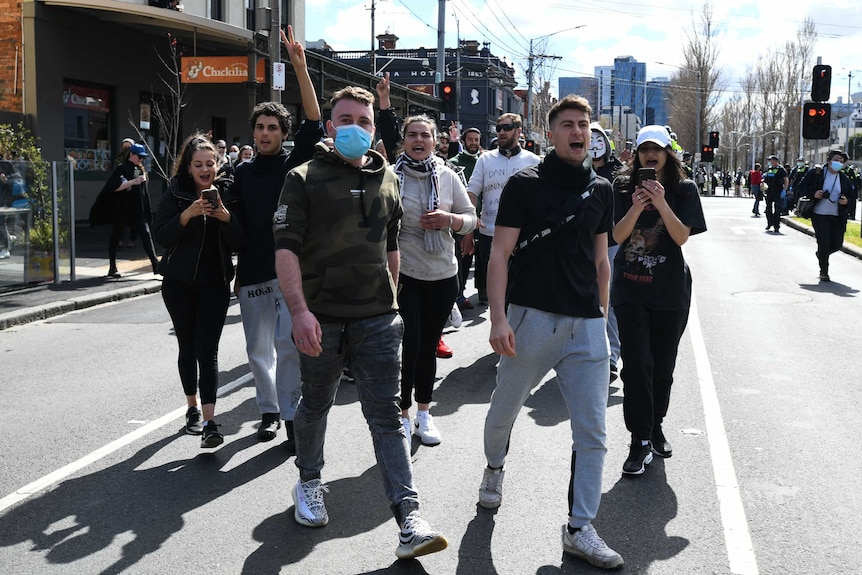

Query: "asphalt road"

xmin=0 ymin=196 xmax=860 ymax=574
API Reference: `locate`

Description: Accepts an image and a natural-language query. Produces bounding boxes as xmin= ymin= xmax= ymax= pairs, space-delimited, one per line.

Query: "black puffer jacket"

xmin=152 ymin=173 xmax=245 ymax=284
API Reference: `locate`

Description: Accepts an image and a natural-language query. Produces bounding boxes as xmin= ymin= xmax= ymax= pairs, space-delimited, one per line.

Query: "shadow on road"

xmin=799 ymin=280 xmax=859 ymax=297
xmin=0 ymin=397 xmax=289 ymax=574
xmin=243 ymin=465 xmax=398 ymax=574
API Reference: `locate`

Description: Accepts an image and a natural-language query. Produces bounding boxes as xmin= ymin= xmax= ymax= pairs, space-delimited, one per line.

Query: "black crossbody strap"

xmin=513 ymin=178 xmax=596 ymax=255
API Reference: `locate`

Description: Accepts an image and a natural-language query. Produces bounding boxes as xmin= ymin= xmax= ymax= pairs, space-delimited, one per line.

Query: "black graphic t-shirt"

xmin=612 ymin=179 xmax=706 ymax=310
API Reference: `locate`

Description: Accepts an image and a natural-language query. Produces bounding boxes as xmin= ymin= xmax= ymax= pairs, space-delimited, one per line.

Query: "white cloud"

xmin=304 ymin=0 xmax=862 ymax=102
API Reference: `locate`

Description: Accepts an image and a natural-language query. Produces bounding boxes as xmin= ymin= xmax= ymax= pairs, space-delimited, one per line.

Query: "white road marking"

xmin=689 ymin=294 xmax=760 ymax=575
xmin=0 ymin=373 xmax=253 ymax=513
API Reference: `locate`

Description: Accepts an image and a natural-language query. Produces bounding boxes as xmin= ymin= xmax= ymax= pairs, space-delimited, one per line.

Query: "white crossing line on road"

xmin=689 ymin=294 xmax=760 ymax=575
xmin=0 ymin=373 xmax=254 ymax=514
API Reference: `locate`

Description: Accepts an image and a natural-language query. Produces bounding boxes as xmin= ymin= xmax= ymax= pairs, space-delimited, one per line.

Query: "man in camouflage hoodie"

xmin=273 ymin=86 xmax=448 ymax=560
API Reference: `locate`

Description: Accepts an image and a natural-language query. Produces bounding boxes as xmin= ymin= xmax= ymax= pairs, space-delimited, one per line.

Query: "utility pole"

xmin=455 ymin=12 xmax=461 ymax=127
xmin=269 ymin=0 xmax=281 ymax=102
xmin=436 ymin=0 xmax=445 ymax=86
xmin=370 ymin=0 xmax=376 ymax=76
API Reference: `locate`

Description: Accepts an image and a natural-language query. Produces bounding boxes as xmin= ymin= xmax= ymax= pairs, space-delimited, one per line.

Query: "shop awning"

xmin=40 ymin=0 xmax=255 ymax=51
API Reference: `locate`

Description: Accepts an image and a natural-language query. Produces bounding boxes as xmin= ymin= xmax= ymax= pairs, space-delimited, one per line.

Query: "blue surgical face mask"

xmin=333 ymin=124 xmax=373 ymax=160
xmin=830 ymin=160 xmax=845 ymax=172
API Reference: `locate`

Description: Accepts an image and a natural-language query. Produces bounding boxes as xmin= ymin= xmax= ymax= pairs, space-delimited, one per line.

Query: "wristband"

xmin=449 ymin=214 xmax=454 ymax=229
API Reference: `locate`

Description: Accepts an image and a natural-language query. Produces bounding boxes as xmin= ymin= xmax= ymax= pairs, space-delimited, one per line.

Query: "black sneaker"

xmin=609 ymin=362 xmax=619 ymax=384
xmin=201 ymin=421 xmax=224 ymax=448
xmin=185 ymin=406 xmax=203 ymax=435
xmin=622 ymin=440 xmax=653 ymax=475
xmin=651 ymin=427 xmax=672 ymax=458
xmin=257 ymin=412 xmax=281 ymax=441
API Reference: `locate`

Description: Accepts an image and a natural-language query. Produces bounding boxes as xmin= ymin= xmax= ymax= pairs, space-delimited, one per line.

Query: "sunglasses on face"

xmin=496 ymin=124 xmax=517 ymax=132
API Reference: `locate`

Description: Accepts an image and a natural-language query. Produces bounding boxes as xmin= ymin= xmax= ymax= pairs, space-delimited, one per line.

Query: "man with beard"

xmin=465 ymin=114 xmax=540 ymax=303
xmin=450 ymin=127 xmax=483 ymax=311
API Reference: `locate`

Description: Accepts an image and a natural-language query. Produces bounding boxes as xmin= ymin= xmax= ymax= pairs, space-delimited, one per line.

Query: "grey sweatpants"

xmin=483 ymin=304 xmax=610 ymax=526
xmin=237 ymin=278 xmax=302 ymax=420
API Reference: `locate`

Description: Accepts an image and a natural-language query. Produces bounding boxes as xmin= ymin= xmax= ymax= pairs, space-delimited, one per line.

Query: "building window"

xmin=281 ymin=0 xmax=289 ymax=28
xmin=210 ymin=0 xmax=224 ymax=21
xmin=245 ymin=0 xmax=256 ymax=31
xmin=63 ymin=82 xmax=112 ymax=172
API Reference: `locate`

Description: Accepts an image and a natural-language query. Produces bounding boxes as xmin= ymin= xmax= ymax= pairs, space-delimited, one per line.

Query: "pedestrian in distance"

xmin=589 ymin=122 xmax=629 ymax=385
xmin=390 ymin=114 xmax=477 ymax=446
xmin=152 ymin=134 xmax=245 ymax=448
xmin=449 ymin=127 xmax=484 ymax=312
xmin=750 ymin=163 xmax=763 ymax=215
xmin=478 ymin=95 xmax=623 ymax=570
xmin=273 ymin=85 xmax=448 ymax=560
xmin=763 ymin=155 xmax=788 ymax=232
xmin=233 ymin=25 xmax=323 ymax=452
xmin=465 ymin=113 xmax=541 ymax=305
xmin=611 ymin=125 xmax=706 ymax=476
xmin=797 ymin=149 xmax=856 ymax=282
xmin=93 ymin=143 xmax=160 ymax=278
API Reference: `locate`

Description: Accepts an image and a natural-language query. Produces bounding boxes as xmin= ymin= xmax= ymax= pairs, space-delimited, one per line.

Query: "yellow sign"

xmin=181 ymin=57 xmax=266 ymax=84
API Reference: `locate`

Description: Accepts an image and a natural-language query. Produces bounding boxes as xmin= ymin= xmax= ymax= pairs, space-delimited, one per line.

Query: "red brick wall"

xmin=0 ymin=1 xmax=24 ymax=115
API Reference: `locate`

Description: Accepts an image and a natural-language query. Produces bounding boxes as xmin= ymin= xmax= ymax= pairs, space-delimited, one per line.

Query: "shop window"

xmin=63 ymin=82 xmax=113 ymax=173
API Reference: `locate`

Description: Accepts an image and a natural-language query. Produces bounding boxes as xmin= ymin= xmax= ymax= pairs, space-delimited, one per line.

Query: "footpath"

xmin=0 ymin=224 xmax=161 ymax=330
xmin=1 ymin=208 xmax=861 ymax=331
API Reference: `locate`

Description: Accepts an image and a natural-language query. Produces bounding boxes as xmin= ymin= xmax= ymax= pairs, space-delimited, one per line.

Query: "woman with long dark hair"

xmin=153 ymin=135 xmax=245 ymax=448
xmin=392 ymin=115 xmax=477 ymax=446
xmin=611 ymin=125 xmax=706 ymax=476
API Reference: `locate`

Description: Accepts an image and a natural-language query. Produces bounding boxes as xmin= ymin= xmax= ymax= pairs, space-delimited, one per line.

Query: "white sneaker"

xmin=292 ymin=478 xmax=329 ymax=527
xmin=0 ymin=249 xmax=9 ymax=259
xmin=413 ymin=410 xmax=441 ymax=445
xmin=478 ymin=466 xmax=504 ymax=508
xmin=449 ymin=303 xmax=462 ymax=328
xmin=562 ymin=523 xmax=624 ymax=569
xmin=401 ymin=416 xmax=412 ymax=441
xmin=396 ymin=510 xmax=449 ymax=559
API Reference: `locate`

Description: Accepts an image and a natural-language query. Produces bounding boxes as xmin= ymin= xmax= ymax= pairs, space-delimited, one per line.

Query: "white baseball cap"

xmin=636 ymin=125 xmax=672 ymax=149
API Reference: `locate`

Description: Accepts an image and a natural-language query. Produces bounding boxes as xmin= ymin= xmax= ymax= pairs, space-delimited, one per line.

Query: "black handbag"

xmin=795 ymin=196 xmax=815 ymax=219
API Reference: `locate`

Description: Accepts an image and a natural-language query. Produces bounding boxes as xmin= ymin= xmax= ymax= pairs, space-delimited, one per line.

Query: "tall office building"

xmin=558 ymin=77 xmax=598 ymax=108
xmin=613 ymin=56 xmax=646 ymax=122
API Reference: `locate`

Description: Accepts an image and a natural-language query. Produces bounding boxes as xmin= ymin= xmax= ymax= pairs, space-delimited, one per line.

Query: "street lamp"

xmin=525 ymin=25 xmax=585 ymax=135
xmin=656 ymin=62 xmax=702 ymax=155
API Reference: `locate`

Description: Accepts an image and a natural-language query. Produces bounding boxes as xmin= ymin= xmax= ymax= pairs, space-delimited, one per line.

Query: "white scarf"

xmin=393 ymin=153 xmax=447 ymax=253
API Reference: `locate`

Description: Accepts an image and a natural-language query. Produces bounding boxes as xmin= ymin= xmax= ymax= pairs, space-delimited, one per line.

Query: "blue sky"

xmin=303 ymin=0 xmax=862 ymax=104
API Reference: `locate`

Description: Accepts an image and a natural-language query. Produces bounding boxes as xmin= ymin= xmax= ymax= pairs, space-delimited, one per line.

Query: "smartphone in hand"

xmin=201 ymin=187 xmax=220 ymax=209
xmin=638 ymin=167 xmax=656 ymax=184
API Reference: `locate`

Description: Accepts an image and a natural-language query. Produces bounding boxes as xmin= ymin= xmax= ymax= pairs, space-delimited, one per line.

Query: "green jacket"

xmin=273 ymin=143 xmax=403 ymax=320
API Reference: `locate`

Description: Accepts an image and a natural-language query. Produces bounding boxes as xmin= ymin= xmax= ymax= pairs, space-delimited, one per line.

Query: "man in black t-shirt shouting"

xmin=477 ymin=95 xmax=623 ymax=570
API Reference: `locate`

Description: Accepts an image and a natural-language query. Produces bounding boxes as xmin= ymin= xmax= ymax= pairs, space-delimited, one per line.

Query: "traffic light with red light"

xmin=524 ymin=139 xmax=539 ymax=155
xmin=439 ymin=81 xmax=457 ymax=114
xmin=701 ymin=145 xmax=714 ymax=162
xmin=708 ymin=131 xmax=719 ymax=148
xmin=803 ymin=102 xmax=831 ymax=139
xmin=811 ymin=65 xmax=832 ymax=102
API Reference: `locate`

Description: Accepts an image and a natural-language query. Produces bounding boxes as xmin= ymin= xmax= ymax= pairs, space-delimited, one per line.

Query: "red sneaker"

xmin=436 ymin=338 xmax=453 ymax=358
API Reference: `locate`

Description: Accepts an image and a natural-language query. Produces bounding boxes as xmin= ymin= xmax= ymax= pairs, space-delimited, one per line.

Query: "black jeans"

xmin=615 ymin=302 xmax=689 ymax=440
xmin=474 ymin=233 xmax=493 ymax=297
xmin=161 ymin=276 xmax=230 ymax=405
xmin=454 ymin=232 xmax=472 ymax=298
xmin=397 ymin=274 xmax=458 ymax=409
xmin=811 ymin=213 xmax=845 ymax=274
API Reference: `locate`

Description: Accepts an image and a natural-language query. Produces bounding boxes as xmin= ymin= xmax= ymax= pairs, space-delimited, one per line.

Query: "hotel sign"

xmin=181 ymin=57 xmax=266 ymax=84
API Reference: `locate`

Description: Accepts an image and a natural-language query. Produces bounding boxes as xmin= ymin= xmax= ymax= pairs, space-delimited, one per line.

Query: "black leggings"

xmin=398 ymin=274 xmax=458 ymax=410
xmin=109 ymin=213 xmax=158 ymax=270
xmin=161 ymin=276 xmax=230 ymax=405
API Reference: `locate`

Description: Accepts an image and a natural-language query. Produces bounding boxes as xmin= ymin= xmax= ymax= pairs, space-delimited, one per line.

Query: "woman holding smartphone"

xmin=153 ymin=134 xmax=245 ymax=448
xmin=611 ymin=125 xmax=706 ymax=476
